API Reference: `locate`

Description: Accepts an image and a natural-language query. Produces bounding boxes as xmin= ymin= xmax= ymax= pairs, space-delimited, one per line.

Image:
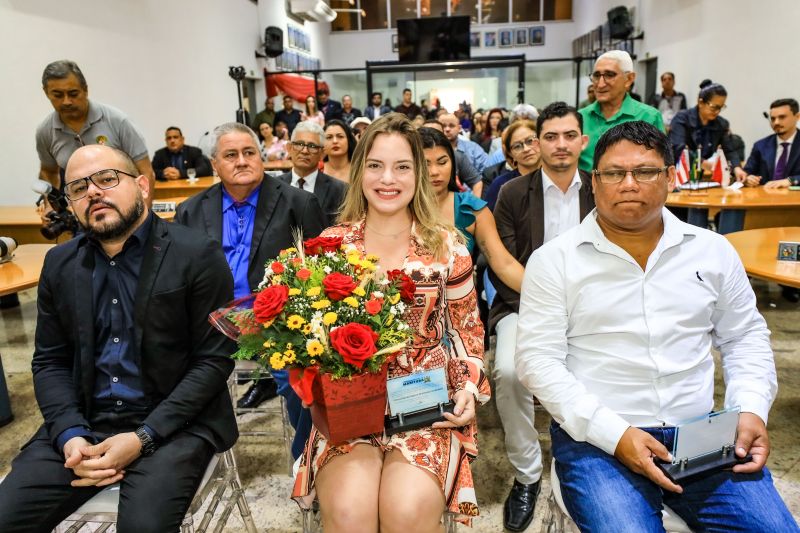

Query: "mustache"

xmin=85 ymin=198 xmax=120 ymax=219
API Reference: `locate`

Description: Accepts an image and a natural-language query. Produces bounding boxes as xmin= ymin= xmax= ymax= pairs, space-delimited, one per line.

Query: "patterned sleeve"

xmin=444 ymin=234 xmax=491 ymax=405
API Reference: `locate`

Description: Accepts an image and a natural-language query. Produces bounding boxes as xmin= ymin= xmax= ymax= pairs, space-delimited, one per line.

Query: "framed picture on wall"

xmin=484 ymin=31 xmax=497 ymax=47
xmin=530 ymin=26 xmax=545 ymax=46
xmin=515 ymin=28 xmax=528 ymax=46
xmin=391 ymin=33 xmax=398 ymax=52
xmin=499 ymin=29 xmax=513 ymax=48
xmin=470 ymin=31 xmax=480 ymax=47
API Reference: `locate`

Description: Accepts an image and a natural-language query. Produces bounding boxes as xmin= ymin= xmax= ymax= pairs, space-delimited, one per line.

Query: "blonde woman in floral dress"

xmin=292 ymin=112 xmax=490 ymax=532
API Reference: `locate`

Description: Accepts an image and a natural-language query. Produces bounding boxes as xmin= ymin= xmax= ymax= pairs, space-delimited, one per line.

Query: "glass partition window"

xmin=451 ymin=0 xmax=478 ymax=23
xmin=362 ymin=0 xmax=389 ymax=29
xmin=320 ymin=71 xmax=370 ymax=111
xmin=512 ymin=1 xmax=540 ymax=22
xmin=524 ymin=61 xmax=577 ymax=110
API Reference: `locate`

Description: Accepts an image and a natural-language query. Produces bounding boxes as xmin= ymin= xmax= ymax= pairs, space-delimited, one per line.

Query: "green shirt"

xmin=578 ymin=94 xmax=665 ymax=172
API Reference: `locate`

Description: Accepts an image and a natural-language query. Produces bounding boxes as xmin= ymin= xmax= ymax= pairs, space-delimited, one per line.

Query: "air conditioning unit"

xmin=291 ymin=0 xmax=337 ymax=23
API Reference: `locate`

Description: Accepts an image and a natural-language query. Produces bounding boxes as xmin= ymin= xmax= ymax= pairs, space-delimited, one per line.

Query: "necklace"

xmin=365 ymin=223 xmax=412 ymax=238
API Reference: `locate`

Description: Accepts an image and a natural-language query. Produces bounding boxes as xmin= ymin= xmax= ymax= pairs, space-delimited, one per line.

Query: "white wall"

xmin=0 ymin=0 xmax=263 ymax=205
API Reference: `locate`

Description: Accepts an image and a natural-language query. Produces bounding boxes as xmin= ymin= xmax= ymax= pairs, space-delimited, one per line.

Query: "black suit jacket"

xmin=744 ymin=133 xmax=800 ymax=185
xmin=174 ymin=174 xmax=327 ymax=291
xmin=278 ymin=171 xmax=347 ymax=227
xmin=322 ymin=99 xmax=343 ymax=122
xmin=32 ymin=215 xmax=238 ymax=452
xmin=488 ymin=169 xmax=595 ymax=333
xmin=152 ymin=145 xmax=212 ymax=181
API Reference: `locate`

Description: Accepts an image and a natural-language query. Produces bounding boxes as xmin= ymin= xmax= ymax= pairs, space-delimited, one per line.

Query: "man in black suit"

xmin=281 ymin=121 xmax=348 ymax=226
xmin=0 ymin=144 xmax=237 ymax=531
xmin=489 ymin=102 xmax=594 ymax=533
xmin=317 ymin=87 xmax=343 ymax=123
xmin=151 ymin=126 xmax=212 ymax=180
xmin=174 ymin=122 xmax=326 ymax=456
xmin=743 ymin=98 xmax=800 ymax=188
xmin=275 ymin=95 xmax=302 ymax=136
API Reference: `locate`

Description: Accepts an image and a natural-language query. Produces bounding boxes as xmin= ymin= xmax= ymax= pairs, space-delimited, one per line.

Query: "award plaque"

xmin=385 ymin=368 xmax=454 ymax=435
xmin=655 ymin=408 xmax=752 ymax=483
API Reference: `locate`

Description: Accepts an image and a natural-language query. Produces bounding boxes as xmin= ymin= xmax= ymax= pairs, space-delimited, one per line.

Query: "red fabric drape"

xmin=267 ymin=73 xmax=329 ymax=102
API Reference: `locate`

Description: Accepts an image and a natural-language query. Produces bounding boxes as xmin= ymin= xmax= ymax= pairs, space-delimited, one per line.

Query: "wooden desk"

xmin=264 ymin=160 xmax=292 ymax=171
xmin=0 ymin=206 xmax=52 ymax=244
xmin=0 ymin=244 xmax=55 ymax=296
xmin=725 ymin=227 xmax=800 ymax=288
xmin=153 ymin=176 xmax=217 ymax=199
xmin=667 ymin=187 xmax=800 ymax=231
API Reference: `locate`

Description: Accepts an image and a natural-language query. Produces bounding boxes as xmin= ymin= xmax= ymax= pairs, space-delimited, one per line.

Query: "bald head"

xmin=439 ymin=113 xmax=461 ymax=143
xmin=65 ymin=145 xmax=140 ymax=186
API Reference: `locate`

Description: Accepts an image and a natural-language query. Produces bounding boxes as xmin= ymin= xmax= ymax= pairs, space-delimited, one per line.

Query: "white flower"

xmin=325 ymin=251 xmax=337 ymax=259
xmin=372 ymin=291 xmax=384 ymax=298
xmin=380 ymin=278 xmax=390 ymax=286
xmin=396 ymin=302 xmax=407 ymax=313
xmin=323 ymin=266 xmax=332 ymax=273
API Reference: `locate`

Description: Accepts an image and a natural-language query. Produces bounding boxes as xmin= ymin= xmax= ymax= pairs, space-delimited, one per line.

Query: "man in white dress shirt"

xmin=515 ymin=121 xmax=798 ymax=532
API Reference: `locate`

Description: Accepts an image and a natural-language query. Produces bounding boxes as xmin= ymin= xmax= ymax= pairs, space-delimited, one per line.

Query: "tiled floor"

xmin=1 ymin=280 xmax=799 ymax=532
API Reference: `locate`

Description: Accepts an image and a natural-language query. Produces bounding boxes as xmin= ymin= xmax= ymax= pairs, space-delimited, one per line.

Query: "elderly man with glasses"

xmin=279 ymin=121 xmax=348 ymax=226
xmin=0 ymin=144 xmax=238 ymax=531
xmin=578 ymin=50 xmax=664 ymax=172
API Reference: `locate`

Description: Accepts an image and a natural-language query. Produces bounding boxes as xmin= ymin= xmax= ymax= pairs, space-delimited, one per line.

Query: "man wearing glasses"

xmin=578 ymin=51 xmax=664 ymax=172
xmin=175 ymin=123 xmax=325 ymax=433
xmin=0 ymin=144 xmax=238 ymax=530
xmin=280 ymin=121 xmax=347 ymax=226
xmin=516 ymin=121 xmax=797 ymax=532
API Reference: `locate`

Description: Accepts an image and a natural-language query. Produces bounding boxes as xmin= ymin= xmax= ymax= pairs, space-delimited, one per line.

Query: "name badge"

xmin=386 ymin=367 xmax=449 ymax=416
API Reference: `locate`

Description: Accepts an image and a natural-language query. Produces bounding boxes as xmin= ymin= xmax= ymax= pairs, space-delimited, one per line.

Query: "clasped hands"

xmin=63 ymin=432 xmax=143 ymax=487
xmin=613 ymin=412 xmax=769 ymax=493
xmin=162 ymin=167 xmax=182 ymax=180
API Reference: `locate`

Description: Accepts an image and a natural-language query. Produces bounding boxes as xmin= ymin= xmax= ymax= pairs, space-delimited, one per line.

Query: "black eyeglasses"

xmin=589 ymin=70 xmax=622 ymax=84
xmin=703 ymin=102 xmax=727 ymax=112
xmin=291 ymin=141 xmax=322 ymax=154
xmin=510 ymin=136 xmax=537 ymax=154
xmin=593 ymin=167 xmax=668 ymax=184
xmin=64 ymin=168 xmax=137 ymax=200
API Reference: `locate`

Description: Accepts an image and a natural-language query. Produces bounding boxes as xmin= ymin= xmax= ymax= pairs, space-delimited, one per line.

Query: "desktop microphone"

xmin=0 ymin=237 xmax=17 ymax=262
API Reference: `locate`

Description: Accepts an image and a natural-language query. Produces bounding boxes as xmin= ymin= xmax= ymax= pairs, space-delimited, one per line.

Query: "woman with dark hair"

xmin=257 ymin=122 xmax=288 ymax=161
xmin=301 ymin=94 xmax=325 ymax=126
xmin=322 ymin=119 xmax=356 ymax=183
xmin=669 ymin=80 xmax=745 ymax=180
xmin=481 ymin=107 xmax=504 ymax=153
xmin=470 ymin=111 xmax=485 ymax=144
xmin=419 ymin=127 xmax=524 ymax=291
xmin=483 ymin=119 xmax=541 ymax=211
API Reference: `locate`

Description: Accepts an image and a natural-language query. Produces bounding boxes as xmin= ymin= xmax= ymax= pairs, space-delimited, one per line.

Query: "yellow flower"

xmin=287 ymin=315 xmax=306 ymax=330
xmin=360 ymin=260 xmax=376 ymax=271
xmin=389 ymin=293 xmax=401 ymax=305
xmin=311 ymin=299 xmax=331 ymax=310
xmin=347 ymin=254 xmax=361 ymax=266
xmin=301 ymin=323 xmax=312 ymax=335
xmin=289 ymin=288 xmax=301 ymax=296
xmin=307 ymin=340 xmax=324 ymax=356
xmin=366 ymin=254 xmax=380 ymax=262
xmin=323 ymin=312 xmax=338 ymax=325
xmin=386 ymin=314 xmax=394 ymax=326
xmin=261 ymin=318 xmax=275 ymax=329
xmin=306 ymin=286 xmax=321 ymax=297
xmin=353 ymin=287 xmax=366 ymax=297
xmin=343 ymin=296 xmax=359 ymax=308
xmin=309 ymin=359 xmax=317 ymax=365
xmin=285 ymin=247 xmax=297 ymax=254
xmin=284 ymin=352 xmax=296 ymax=364
xmin=262 ymin=339 xmax=275 ymax=348
xmin=269 ymin=352 xmax=285 ymax=370
xmin=284 ymin=349 xmax=296 ymax=358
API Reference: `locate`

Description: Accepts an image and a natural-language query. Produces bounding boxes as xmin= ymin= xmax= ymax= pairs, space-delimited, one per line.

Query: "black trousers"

xmin=0 ymin=430 xmax=214 ymax=533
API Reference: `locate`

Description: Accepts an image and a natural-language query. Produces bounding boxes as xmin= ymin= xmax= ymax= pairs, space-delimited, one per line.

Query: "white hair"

xmin=510 ymin=103 xmax=539 ymax=123
xmin=291 ymin=121 xmax=325 ymax=145
xmin=210 ymin=122 xmax=260 ymax=159
xmin=595 ymin=50 xmax=633 ymax=73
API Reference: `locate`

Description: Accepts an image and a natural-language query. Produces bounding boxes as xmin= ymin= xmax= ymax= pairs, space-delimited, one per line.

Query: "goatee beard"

xmin=82 ymin=194 xmax=145 ymax=241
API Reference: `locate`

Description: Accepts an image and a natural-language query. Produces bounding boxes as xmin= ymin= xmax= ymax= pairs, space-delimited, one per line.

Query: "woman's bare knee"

xmin=378 ymin=450 xmax=445 ymax=533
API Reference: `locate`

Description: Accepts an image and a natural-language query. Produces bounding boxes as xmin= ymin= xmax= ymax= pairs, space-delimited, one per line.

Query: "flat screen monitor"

xmin=397 ymin=16 xmax=470 ymax=63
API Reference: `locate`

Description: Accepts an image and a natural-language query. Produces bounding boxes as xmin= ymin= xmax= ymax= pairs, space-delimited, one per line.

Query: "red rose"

xmin=365 ymin=298 xmax=383 ymax=315
xmin=253 ymin=285 xmax=289 ymax=323
xmin=271 ymin=261 xmax=285 ymax=274
xmin=304 ymin=236 xmax=343 ymax=256
xmin=292 ymin=257 xmax=303 ymax=265
xmin=296 ymin=268 xmax=311 ymax=281
xmin=322 ymin=272 xmax=357 ymax=301
xmin=329 ymin=323 xmax=379 ymax=369
xmin=388 ymin=269 xmax=416 ymax=302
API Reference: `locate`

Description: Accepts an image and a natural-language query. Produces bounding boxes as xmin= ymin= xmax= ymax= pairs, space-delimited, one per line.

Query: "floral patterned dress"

xmin=292 ymin=219 xmax=491 ymax=523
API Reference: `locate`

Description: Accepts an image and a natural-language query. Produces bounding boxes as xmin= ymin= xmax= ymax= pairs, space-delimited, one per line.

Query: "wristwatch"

xmin=134 ymin=426 xmax=158 ymax=456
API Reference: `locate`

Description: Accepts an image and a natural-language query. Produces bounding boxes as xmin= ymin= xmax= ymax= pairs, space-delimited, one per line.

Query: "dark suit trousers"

xmin=0 ymin=429 xmax=213 ymax=533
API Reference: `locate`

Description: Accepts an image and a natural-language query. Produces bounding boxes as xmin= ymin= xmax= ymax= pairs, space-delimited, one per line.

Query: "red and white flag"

xmin=675 ymin=148 xmax=690 ymax=187
xmin=709 ymin=147 xmax=730 ymax=187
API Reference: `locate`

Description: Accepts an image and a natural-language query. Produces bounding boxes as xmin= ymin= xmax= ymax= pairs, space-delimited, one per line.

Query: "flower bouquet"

xmin=210 ymin=233 xmax=416 ymax=443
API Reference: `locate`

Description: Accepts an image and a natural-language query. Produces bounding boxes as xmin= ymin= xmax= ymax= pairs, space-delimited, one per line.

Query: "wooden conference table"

xmin=0 ymin=244 xmax=54 ymax=296
xmin=667 ymin=187 xmax=800 ymax=233
xmin=725 ymin=227 xmax=800 ymax=289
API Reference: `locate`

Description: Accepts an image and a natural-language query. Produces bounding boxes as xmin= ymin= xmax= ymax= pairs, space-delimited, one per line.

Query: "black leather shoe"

xmin=781 ymin=285 xmax=800 ymax=303
xmin=503 ymin=478 xmax=541 ymax=532
xmin=236 ymin=379 xmax=278 ymax=409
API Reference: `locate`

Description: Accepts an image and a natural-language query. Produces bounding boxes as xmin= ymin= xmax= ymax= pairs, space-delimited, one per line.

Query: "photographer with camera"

xmin=35 ymin=60 xmax=155 ymax=235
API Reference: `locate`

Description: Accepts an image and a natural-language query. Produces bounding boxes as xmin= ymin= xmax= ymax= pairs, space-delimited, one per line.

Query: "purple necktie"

xmin=774 ymin=142 xmax=790 ymax=180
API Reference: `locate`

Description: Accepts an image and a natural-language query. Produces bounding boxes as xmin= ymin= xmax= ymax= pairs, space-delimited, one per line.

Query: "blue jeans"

xmin=551 ymin=422 xmax=799 ymax=533
xmin=687 ymin=208 xmax=745 ymax=234
xmin=272 ymin=369 xmax=312 ymax=459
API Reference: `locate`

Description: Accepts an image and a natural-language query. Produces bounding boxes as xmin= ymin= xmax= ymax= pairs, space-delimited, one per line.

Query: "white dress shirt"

xmin=515 ymin=208 xmax=776 ymax=456
xmin=775 ymin=132 xmax=795 ymax=169
xmin=291 ymin=169 xmax=318 ymax=192
xmin=541 ymin=169 xmax=582 ymax=243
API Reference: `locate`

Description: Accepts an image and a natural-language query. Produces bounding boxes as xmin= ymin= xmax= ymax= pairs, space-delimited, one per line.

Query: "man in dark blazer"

xmin=151 ymin=126 xmax=212 ymax=180
xmin=0 ymin=144 xmax=237 ymax=531
xmin=175 ymin=122 xmax=326 ymax=456
xmin=317 ymin=87 xmax=343 ymax=123
xmin=743 ymin=98 xmax=800 ymax=188
xmin=364 ymin=91 xmax=391 ymax=121
xmin=282 ymin=121 xmax=348 ymax=226
xmin=489 ymin=102 xmax=594 ymax=533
